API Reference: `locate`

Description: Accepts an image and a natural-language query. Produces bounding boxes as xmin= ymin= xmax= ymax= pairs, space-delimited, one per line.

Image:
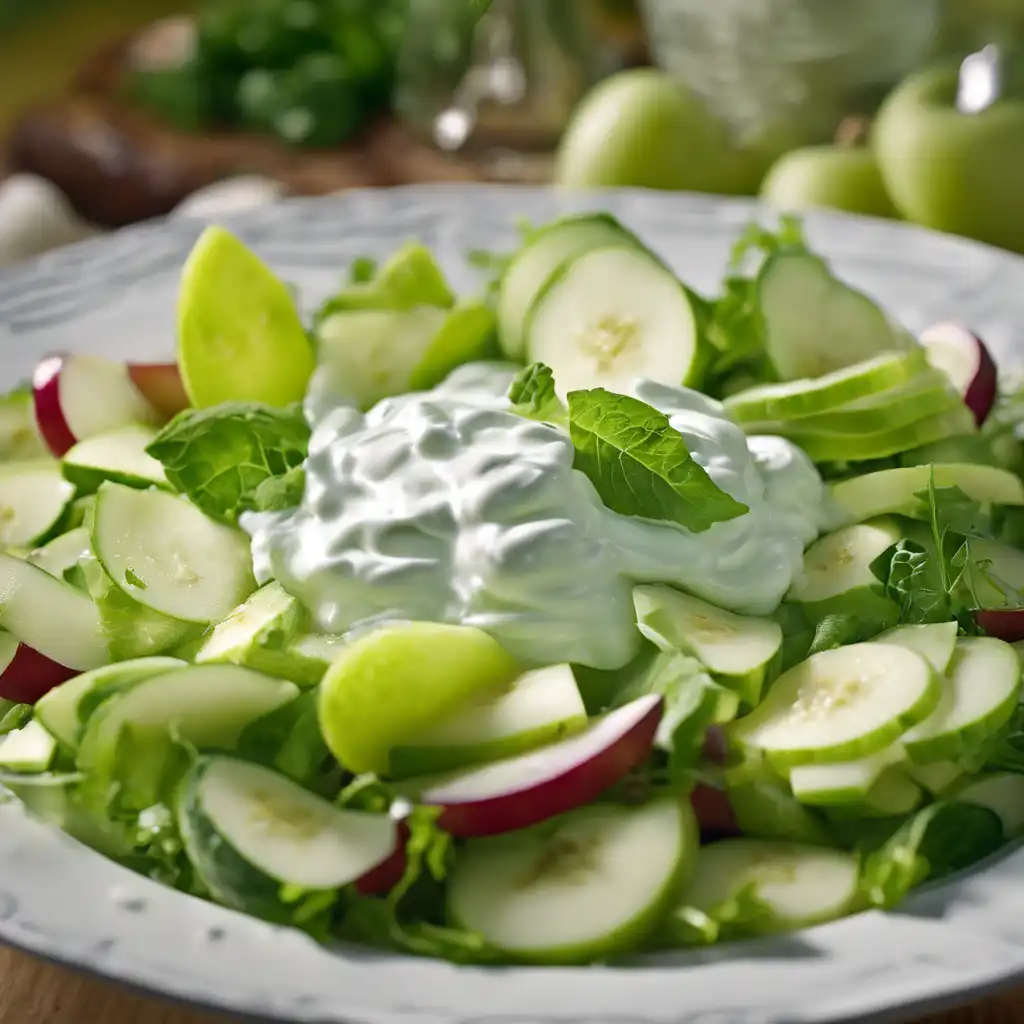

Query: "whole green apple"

xmin=554 ymin=68 xmax=735 ymax=193
xmin=873 ymin=64 xmax=1024 ymax=252
xmin=760 ymin=145 xmax=899 ymax=219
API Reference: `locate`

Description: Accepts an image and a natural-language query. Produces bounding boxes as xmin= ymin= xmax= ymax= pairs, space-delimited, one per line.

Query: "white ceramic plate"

xmin=3 ymin=185 xmax=1024 ymax=1024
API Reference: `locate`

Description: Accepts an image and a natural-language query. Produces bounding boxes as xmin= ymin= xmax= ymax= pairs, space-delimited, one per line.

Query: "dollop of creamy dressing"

xmin=245 ymin=364 xmax=835 ymax=670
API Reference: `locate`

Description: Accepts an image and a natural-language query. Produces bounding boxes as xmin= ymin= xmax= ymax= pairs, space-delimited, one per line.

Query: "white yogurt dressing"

xmin=244 ymin=363 xmax=836 ymax=670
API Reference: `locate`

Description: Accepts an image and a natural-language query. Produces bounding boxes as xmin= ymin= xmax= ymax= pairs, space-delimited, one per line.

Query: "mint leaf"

xmin=567 ymin=388 xmax=749 ymax=532
xmin=507 ymin=362 xmax=566 ymax=424
xmin=807 ymin=613 xmax=868 ymax=655
xmin=146 ymin=402 xmax=310 ymax=524
xmin=252 ymin=465 xmax=306 ymax=513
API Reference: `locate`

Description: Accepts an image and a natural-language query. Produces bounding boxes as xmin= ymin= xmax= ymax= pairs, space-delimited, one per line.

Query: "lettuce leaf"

xmin=507 ymin=362 xmax=566 ymax=425
xmin=567 ymin=388 xmax=749 ymax=533
xmin=146 ymin=402 xmax=310 ymax=523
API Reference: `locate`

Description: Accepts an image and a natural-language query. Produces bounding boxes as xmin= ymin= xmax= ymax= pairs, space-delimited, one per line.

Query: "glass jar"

xmin=640 ymin=0 xmax=945 ymax=191
xmin=394 ymin=0 xmax=608 ymax=160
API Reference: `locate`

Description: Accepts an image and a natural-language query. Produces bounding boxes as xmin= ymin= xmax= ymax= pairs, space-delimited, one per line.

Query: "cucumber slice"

xmin=788 ymin=748 xmax=904 ymax=805
xmin=906 ymin=759 xmax=964 ymax=796
xmin=34 ymin=657 xmax=185 ymax=750
xmin=0 ymin=389 xmax=47 ymax=462
xmin=0 ymin=553 xmax=107 ymax=671
xmin=27 ymin=527 xmax=90 ymax=585
xmin=901 ymin=637 xmax=1021 ymax=764
xmin=874 ymin=621 xmax=959 ymax=674
xmin=61 ymin=426 xmax=168 ymax=493
xmin=195 ymin=582 xmax=307 ymax=677
xmin=789 ymin=407 xmax=977 ymax=465
xmin=498 ymin=214 xmax=640 ymax=360
xmin=177 ymin=226 xmax=316 ymax=408
xmin=832 ymin=464 xmax=1024 ymax=523
xmin=178 ymin=755 xmax=401 ymax=919
xmin=76 ymin=665 xmax=299 ymax=778
xmin=406 ymin=300 xmax=498 ymax=392
xmin=786 ymin=518 xmax=902 ymax=622
xmin=447 ymin=798 xmax=697 ymax=964
xmin=953 ymin=772 xmax=1024 ymax=837
xmin=677 ymin=838 xmax=861 ymax=933
xmin=729 ymin=642 xmax=939 ymax=766
xmin=388 ymin=664 xmax=588 ymax=779
xmin=91 ymin=482 xmax=256 ymax=625
xmin=0 ymin=720 xmax=56 ymax=772
xmin=739 ymin=371 xmax=959 ymax=435
xmin=757 ymin=251 xmax=910 ymax=380
xmin=633 ymin=585 xmax=782 ymax=706
xmin=0 ymin=462 xmax=74 ymax=548
xmin=725 ymin=351 xmax=927 ymax=424
xmin=963 ymin=537 xmax=1024 ymax=609
xmin=525 ymin=246 xmax=702 ymax=398
xmin=313 ymin=306 xmax=448 ymax=411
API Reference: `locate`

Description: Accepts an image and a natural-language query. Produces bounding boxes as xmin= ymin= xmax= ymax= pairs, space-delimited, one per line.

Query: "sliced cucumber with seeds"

xmin=27 ymin=526 xmax=90 ymax=585
xmin=757 ymin=251 xmax=911 ymax=381
xmin=178 ymin=755 xmax=403 ymax=921
xmin=788 ymin=748 xmax=904 ymax=805
xmin=498 ymin=213 xmax=641 ymax=360
xmin=675 ymin=838 xmax=861 ymax=934
xmin=525 ymin=246 xmax=702 ymax=398
xmin=448 ymin=798 xmax=697 ymax=964
xmin=0 ymin=720 xmax=56 ymax=773
xmin=953 ymin=772 xmax=1024 ymax=837
xmin=195 ymin=582 xmax=307 ymax=678
xmin=729 ymin=642 xmax=939 ymax=766
xmin=61 ymin=426 xmax=168 ymax=493
xmin=832 ymin=464 xmax=1024 ymax=524
xmin=786 ymin=518 xmax=902 ymax=623
xmin=0 ymin=462 xmax=74 ymax=549
xmin=34 ymin=656 xmax=185 ymax=750
xmin=725 ymin=351 xmax=927 ymax=424
xmin=633 ymin=585 xmax=782 ymax=707
xmin=91 ymin=482 xmax=256 ymax=625
xmin=789 ymin=407 xmax=976 ymax=465
xmin=874 ymin=621 xmax=959 ymax=674
xmin=901 ymin=636 xmax=1021 ymax=764
xmin=76 ymin=664 xmax=299 ymax=782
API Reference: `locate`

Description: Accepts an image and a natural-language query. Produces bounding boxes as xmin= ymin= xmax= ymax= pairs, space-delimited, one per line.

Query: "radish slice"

xmin=33 ymin=353 xmax=159 ymax=457
xmin=975 ymin=609 xmax=1024 ymax=643
xmin=919 ymin=323 xmax=997 ymax=426
xmin=411 ymin=694 xmax=663 ymax=838
xmin=354 ymin=821 xmax=409 ymax=896
xmin=690 ymin=783 xmax=739 ymax=837
xmin=0 ymin=630 xmax=77 ymax=704
xmin=127 ymin=363 xmax=191 ymax=421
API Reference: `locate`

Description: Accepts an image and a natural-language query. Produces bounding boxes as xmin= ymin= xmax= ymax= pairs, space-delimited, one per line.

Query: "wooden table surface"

xmin=0 ymin=944 xmax=1022 ymax=1024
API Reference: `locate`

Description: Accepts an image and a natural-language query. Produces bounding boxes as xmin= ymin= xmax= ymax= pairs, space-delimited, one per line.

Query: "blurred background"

xmin=0 ymin=0 xmax=1022 ymax=262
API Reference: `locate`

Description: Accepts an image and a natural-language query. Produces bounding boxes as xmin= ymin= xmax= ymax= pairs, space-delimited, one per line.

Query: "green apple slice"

xmin=177 ymin=227 xmax=315 ymax=408
xmin=725 ymin=350 xmax=927 ymax=424
xmin=674 ymin=838 xmax=860 ymax=935
xmin=901 ymin=636 xmax=1021 ymax=764
xmin=447 ymin=797 xmax=697 ymax=964
xmin=728 ymin=642 xmax=939 ymax=766
xmin=320 ymin=242 xmax=455 ymax=313
xmin=831 ymin=463 xmax=1024 ymax=524
xmin=387 ymin=663 xmax=587 ymax=779
xmin=788 ymin=406 xmax=976 ymax=465
xmin=786 ymin=518 xmax=903 ymax=623
xmin=317 ymin=622 xmax=520 ymax=775
xmin=632 ymin=584 xmax=782 ymax=707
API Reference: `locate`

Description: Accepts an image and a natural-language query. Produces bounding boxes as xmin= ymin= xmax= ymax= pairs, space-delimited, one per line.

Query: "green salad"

xmin=1 ymin=210 xmax=1024 ymax=965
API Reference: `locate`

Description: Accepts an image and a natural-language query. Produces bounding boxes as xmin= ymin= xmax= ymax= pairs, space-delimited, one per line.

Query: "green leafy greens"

xmin=146 ymin=402 xmax=311 ymax=523
xmin=567 ymin=388 xmax=749 ymax=533
xmin=507 ymin=362 xmax=566 ymax=424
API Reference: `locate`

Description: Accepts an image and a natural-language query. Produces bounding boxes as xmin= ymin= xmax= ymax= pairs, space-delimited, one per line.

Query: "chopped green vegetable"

xmin=567 ymin=388 xmax=749 ymax=533
xmin=507 ymin=362 xmax=566 ymax=424
xmin=146 ymin=402 xmax=310 ymax=524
